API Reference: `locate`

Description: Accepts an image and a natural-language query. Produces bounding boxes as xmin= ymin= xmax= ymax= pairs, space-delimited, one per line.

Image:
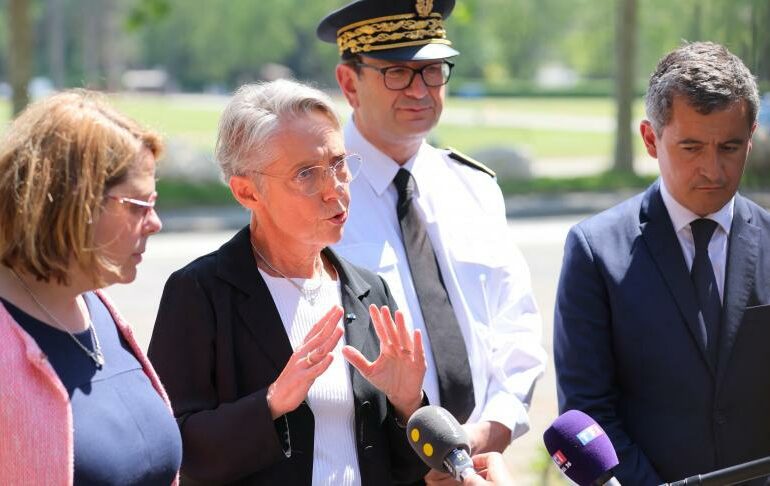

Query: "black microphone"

xmin=406 ymin=405 xmax=477 ymax=481
xmin=664 ymin=456 xmax=770 ymax=485
xmin=543 ymin=410 xmax=621 ymax=486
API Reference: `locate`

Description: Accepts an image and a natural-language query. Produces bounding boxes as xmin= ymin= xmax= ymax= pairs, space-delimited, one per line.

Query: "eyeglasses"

xmin=356 ymin=61 xmax=454 ymax=90
xmin=105 ymin=192 xmax=158 ymax=219
xmin=255 ymin=153 xmax=362 ymax=197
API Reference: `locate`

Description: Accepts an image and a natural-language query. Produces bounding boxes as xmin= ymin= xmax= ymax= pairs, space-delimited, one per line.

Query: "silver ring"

xmin=306 ymin=351 xmax=314 ymax=365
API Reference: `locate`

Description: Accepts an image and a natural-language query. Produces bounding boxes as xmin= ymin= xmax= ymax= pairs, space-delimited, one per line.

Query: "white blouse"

xmin=259 ymin=269 xmax=360 ymax=486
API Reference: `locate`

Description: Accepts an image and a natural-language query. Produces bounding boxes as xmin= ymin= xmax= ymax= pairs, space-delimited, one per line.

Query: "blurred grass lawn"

xmin=1 ymin=94 xmax=646 ymax=159
xmin=1 ymin=94 xmax=653 ymax=207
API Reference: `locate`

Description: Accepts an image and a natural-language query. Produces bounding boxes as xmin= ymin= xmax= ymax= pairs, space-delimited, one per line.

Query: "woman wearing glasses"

xmin=148 ymin=79 xmax=428 ymax=486
xmin=0 ymin=91 xmax=181 ymax=484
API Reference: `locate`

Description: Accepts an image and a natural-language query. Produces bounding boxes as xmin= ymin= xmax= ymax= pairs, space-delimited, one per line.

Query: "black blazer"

xmin=148 ymin=226 xmax=428 ymax=485
xmin=554 ymin=182 xmax=770 ymax=484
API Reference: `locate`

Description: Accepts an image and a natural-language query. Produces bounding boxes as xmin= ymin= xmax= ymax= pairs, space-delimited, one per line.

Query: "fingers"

xmin=368 ymin=304 xmax=391 ymax=348
xmin=424 ymin=469 xmax=456 ymax=486
xmin=378 ymin=306 xmax=400 ymax=347
xmin=341 ymin=344 xmax=372 ymax=376
xmin=301 ymin=306 xmax=343 ymax=356
xmin=369 ymin=305 xmax=418 ymax=356
xmin=306 ymin=353 xmax=335 ymax=377
xmin=303 ymin=305 xmax=343 ymax=345
xmin=470 ymin=453 xmax=512 ymax=486
xmin=304 ymin=325 xmax=344 ymax=366
xmin=412 ymin=328 xmax=425 ymax=364
xmin=471 ymin=452 xmax=493 ymax=470
xmin=394 ymin=309 xmax=413 ymax=354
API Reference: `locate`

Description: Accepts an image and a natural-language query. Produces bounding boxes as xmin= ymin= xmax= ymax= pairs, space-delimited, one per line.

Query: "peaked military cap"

xmin=317 ymin=0 xmax=459 ymax=61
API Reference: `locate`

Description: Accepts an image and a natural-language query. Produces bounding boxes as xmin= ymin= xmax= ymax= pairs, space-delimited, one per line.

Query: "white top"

xmin=333 ymin=120 xmax=547 ymax=441
xmin=259 ymin=269 xmax=360 ymax=486
xmin=659 ymin=179 xmax=734 ymax=301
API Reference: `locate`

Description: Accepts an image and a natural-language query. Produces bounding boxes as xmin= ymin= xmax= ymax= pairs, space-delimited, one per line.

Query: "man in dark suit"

xmin=554 ymin=41 xmax=770 ymax=484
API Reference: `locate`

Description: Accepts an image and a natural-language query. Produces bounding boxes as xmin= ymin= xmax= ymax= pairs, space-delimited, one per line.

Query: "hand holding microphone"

xmin=462 ymin=453 xmax=515 ymax=486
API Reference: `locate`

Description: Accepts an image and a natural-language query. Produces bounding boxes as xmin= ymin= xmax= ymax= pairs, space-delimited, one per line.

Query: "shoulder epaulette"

xmin=446 ymin=147 xmax=496 ymax=178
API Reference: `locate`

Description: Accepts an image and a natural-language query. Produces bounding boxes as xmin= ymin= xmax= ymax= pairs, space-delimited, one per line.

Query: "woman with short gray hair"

xmin=149 ymin=79 xmax=429 ymax=485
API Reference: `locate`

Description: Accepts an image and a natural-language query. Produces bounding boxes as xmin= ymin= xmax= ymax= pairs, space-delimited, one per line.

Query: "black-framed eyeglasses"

xmin=255 ymin=153 xmax=363 ymax=197
xmin=356 ymin=61 xmax=454 ymax=91
xmin=105 ymin=192 xmax=158 ymax=219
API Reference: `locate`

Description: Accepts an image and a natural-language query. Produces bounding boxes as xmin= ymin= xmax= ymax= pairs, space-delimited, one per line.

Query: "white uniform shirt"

xmin=659 ymin=179 xmax=733 ymax=301
xmin=333 ymin=120 xmax=547 ymax=440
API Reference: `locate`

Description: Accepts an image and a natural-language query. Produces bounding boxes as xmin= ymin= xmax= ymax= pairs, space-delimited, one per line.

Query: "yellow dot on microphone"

xmin=410 ymin=428 xmax=420 ymax=442
xmin=423 ymin=443 xmax=434 ymax=457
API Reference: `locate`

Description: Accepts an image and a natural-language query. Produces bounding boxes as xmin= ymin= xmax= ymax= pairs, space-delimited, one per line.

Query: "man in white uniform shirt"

xmin=317 ymin=2 xmax=547 ymax=482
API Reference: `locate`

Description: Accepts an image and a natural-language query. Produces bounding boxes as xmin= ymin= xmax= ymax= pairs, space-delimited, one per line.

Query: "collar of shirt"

xmin=345 ymin=118 xmax=437 ymax=200
xmin=659 ymin=177 xmax=735 ymax=236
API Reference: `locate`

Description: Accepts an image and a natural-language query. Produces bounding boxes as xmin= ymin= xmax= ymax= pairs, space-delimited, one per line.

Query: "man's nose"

xmin=403 ymin=70 xmax=429 ymax=98
xmin=699 ymin=146 xmax=724 ymax=181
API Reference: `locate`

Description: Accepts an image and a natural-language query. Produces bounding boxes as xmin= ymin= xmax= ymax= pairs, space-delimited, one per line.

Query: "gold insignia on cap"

xmin=416 ymin=0 xmax=434 ymax=17
xmin=336 ymin=12 xmax=449 ymax=56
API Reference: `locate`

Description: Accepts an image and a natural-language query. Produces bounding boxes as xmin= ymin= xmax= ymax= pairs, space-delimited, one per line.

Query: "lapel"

xmin=639 ymin=182 xmax=714 ymax=374
xmin=216 ymin=226 xmax=293 ymax=372
xmin=716 ymin=195 xmax=759 ymax=384
xmin=214 ymin=230 xmax=378 ymax=397
xmin=323 ymin=249 xmax=376 ymax=403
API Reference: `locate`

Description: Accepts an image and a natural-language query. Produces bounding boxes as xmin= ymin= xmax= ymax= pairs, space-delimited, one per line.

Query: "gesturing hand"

xmin=266 ymin=305 xmax=344 ymax=419
xmin=342 ymin=304 xmax=426 ymax=420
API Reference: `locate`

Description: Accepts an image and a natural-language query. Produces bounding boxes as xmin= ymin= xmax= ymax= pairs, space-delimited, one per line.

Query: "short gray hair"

xmin=215 ymin=79 xmax=340 ymax=179
xmin=645 ymin=41 xmax=759 ymax=135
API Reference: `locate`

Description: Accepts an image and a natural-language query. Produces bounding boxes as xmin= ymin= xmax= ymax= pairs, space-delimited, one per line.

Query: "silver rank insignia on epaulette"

xmin=445 ymin=147 xmax=496 ymax=178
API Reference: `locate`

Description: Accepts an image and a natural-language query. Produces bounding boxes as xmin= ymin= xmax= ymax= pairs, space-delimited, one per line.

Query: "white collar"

xmin=659 ymin=178 xmax=734 ymax=235
xmin=344 ymin=119 xmax=432 ymax=198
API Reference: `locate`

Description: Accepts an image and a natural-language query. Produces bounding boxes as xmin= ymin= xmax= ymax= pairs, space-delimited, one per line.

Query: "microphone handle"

xmin=665 ymin=455 xmax=770 ymax=486
xmin=443 ymin=448 xmax=476 ymax=482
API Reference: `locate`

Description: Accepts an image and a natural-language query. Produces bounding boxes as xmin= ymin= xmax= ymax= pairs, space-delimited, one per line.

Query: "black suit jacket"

xmin=554 ymin=182 xmax=770 ymax=484
xmin=148 ymin=226 xmax=428 ymax=485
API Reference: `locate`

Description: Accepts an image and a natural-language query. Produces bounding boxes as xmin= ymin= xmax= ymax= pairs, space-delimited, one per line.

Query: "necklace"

xmin=250 ymin=241 xmax=325 ymax=305
xmin=10 ymin=268 xmax=105 ymax=368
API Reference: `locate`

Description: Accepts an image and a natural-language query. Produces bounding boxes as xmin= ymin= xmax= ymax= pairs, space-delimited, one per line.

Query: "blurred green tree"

xmin=1 ymin=0 xmax=767 ymax=95
xmin=613 ymin=0 xmax=637 ymax=174
xmin=9 ymin=0 xmax=32 ymax=114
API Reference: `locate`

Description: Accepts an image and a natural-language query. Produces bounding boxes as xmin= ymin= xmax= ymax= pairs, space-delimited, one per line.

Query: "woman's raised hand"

xmin=266 ymin=305 xmax=344 ymax=419
xmin=342 ymin=305 xmax=426 ymax=420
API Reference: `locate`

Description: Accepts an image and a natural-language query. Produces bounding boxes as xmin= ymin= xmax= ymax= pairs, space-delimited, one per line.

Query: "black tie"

xmin=690 ymin=218 xmax=722 ymax=364
xmin=393 ymin=169 xmax=475 ymax=423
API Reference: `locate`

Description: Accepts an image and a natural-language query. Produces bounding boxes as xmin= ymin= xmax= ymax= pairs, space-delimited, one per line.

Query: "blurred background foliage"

xmin=1 ymin=0 xmax=767 ymax=93
xmin=1 ymin=0 xmax=770 ymax=201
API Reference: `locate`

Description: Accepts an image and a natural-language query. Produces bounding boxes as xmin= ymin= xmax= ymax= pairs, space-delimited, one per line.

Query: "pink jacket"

xmin=0 ymin=289 xmax=179 ymax=486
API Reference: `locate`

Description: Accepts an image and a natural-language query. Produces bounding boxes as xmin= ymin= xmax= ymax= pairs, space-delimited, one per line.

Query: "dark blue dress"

xmin=2 ymin=293 xmax=181 ymax=485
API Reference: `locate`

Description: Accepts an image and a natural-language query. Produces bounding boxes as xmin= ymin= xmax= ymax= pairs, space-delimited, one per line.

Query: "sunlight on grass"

xmin=445 ymin=96 xmax=646 ymax=118
xmin=1 ymin=94 xmax=643 ymax=159
xmin=432 ymin=124 xmax=647 ymax=158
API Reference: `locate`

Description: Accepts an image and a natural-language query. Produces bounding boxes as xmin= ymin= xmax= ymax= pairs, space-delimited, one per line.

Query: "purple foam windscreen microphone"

xmin=543 ymin=410 xmax=621 ymax=486
xmin=406 ymin=405 xmax=477 ymax=481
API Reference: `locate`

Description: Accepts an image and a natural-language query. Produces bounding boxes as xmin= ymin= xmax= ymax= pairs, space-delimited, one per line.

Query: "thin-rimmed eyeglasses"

xmin=105 ymin=192 xmax=158 ymax=219
xmin=254 ymin=153 xmax=362 ymax=197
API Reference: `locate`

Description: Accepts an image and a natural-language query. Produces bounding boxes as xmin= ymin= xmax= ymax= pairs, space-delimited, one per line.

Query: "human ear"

xmin=640 ymin=120 xmax=659 ymax=158
xmin=336 ymin=63 xmax=360 ymax=109
xmin=228 ymin=175 xmax=260 ymax=209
